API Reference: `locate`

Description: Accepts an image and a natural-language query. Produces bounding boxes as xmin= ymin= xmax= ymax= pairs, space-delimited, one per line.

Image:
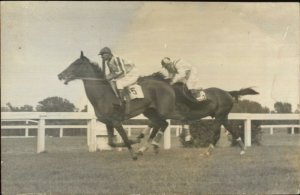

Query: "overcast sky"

xmin=1 ymin=2 xmax=299 ymax=111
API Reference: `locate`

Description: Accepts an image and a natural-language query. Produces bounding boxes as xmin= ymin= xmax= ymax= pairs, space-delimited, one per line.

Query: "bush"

xmin=179 ymin=120 xmax=262 ymax=147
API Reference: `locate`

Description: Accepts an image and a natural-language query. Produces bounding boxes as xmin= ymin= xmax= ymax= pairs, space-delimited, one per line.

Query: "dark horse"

xmin=136 ymin=73 xmax=259 ymax=156
xmin=58 ymin=51 xmax=187 ymax=160
xmin=58 ymin=52 xmax=259 ymax=159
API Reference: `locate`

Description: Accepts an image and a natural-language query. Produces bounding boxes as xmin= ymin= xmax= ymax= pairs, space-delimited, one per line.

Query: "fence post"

xmin=87 ymin=122 xmax=90 ymax=146
xmin=176 ymin=127 xmax=179 ymax=137
xmin=25 ymin=120 xmax=29 ymax=137
xmin=127 ymin=127 xmax=131 ymax=137
xmin=59 ymin=128 xmax=63 ymax=138
xmin=270 ymin=127 xmax=274 ymax=135
xmin=88 ymin=117 xmax=97 ymax=152
xmin=163 ymin=120 xmax=171 ymax=149
xmin=244 ymin=118 xmax=251 ymax=147
xmin=37 ymin=113 xmax=47 ymax=153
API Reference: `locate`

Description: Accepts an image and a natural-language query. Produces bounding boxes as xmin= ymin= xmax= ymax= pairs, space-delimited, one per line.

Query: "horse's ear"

xmin=80 ymin=51 xmax=84 ymax=58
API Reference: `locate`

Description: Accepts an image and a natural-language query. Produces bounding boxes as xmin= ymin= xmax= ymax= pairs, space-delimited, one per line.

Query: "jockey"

xmin=160 ymin=57 xmax=206 ymax=101
xmin=99 ymin=47 xmax=139 ymax=102
xmin=159 ymin=57 xmax=207 ymax=142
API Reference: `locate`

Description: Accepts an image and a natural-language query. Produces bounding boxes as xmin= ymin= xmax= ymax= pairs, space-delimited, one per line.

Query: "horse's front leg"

xmin=136 ymin=125 xmax=152 ymax=155
xmin=151 ymin=120 xmax=169 ymax=154
xmin=113 ymin=122 xmax=138 ymax=160
xmin=203 ymin=119 xmax=222 ymax=156
xmin=137 ymin=125 xmax=160 ymax=155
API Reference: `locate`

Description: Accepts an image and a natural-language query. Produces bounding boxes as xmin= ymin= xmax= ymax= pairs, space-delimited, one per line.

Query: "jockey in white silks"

xmin=98 ymin=47 xmax=139 ymax=103
xmin=138 ymin=57 xmax=206 ymax=151
xmin=160 ymin=57 xmax=206 ymax=101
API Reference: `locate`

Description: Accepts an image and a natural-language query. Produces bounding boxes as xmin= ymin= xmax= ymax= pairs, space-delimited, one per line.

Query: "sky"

xmin=1 ymin=2 xmax=299 ymax=111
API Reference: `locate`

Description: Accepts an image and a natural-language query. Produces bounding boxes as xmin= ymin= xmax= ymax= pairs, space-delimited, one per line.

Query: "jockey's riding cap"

xmin=99 ymin=47 xmax=112 ymax=55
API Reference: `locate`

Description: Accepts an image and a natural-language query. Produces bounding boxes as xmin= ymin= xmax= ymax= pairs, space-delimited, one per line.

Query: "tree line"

xmin=2 ymin=96 xmax=87 ymax=112
xmin=1 ymin=96 xmax=298 ymax=113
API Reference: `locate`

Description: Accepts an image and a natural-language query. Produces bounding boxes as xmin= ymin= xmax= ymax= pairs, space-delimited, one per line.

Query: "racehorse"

xmin=58 ymin=51 xmax=259 ymax=159
xmin=136 ymin=74 xmax=259 ymax=156
xmin=58 ymin=51 xmax=186 ymax=160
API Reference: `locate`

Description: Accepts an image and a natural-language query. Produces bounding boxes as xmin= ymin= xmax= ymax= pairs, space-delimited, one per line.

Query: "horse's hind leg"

xmin=137 ymin=109 xmax=163 ymax=155
xmin=142 ymin=107 xmax=171 ymax=154
xmin=222 ymin=117 xmax=246 ymax=155
xmin=138 ymin=119 xmax=168 ymax=155
xmin=151 ymin=120 xmax=169 ymax=154
xmin=136 ymin=124 xmax=160 ymax=155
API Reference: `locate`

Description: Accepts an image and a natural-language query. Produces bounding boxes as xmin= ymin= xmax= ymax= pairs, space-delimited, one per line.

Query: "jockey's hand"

xmin=106 ymin=74 xmax=116 ymax=81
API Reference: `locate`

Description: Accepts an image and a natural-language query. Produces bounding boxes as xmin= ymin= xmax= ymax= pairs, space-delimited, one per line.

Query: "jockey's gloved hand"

xmin=106 ymin=74 xmax=116 ymax=81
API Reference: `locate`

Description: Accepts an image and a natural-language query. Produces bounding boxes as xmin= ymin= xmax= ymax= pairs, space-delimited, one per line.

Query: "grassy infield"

xmin=1 ymin=135 xmax=300 ymax=195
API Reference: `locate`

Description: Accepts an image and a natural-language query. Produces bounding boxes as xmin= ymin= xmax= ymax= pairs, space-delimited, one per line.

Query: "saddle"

xmin=172 ymin=83 xmax=210 ymax=110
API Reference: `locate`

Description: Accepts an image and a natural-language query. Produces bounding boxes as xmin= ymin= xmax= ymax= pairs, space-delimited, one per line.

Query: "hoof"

xmin=136 ymin=146 xmax=148 ymax=155
xmin=151 ymin=140 xmax=159 ymax=147
xmin=153 ymin=145 xmax=159 ymax=154
xmin=240 ymin=150 xmax=245 ymax=155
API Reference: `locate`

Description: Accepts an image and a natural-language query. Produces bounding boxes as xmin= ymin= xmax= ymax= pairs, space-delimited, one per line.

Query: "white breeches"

xmin=115 ymin=68 xmax=139 ymax=89
xmin=173 ymin=69 xmax=202 ymax=90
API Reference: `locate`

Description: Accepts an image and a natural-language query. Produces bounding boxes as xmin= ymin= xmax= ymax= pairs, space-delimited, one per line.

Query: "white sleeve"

xmin=159 ymin=68 xmax=169 ymax=78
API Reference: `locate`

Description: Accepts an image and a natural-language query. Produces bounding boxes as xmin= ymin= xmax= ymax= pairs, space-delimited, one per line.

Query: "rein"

xmin=75 ymin=77 xmax=107 ymax=81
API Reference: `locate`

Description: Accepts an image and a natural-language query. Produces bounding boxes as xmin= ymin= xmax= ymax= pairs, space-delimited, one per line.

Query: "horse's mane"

xmin=137 ymin=72 xmax=172 ymax=83
xmin=81 ymin=56 xmax=104 ymax=77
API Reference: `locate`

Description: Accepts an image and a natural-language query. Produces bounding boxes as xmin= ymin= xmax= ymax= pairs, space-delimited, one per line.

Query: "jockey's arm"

xmin=159 ymin=68 xmax=175 ymax=80
xmin=106 ymin=71 xmax=125 ymax=81
xmin=106 ymin=57 xmax=127 ymax=80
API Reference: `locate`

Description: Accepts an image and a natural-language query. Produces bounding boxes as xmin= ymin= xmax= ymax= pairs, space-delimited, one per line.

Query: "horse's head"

xmin=58 ymin=51 xmax=103 ymax=84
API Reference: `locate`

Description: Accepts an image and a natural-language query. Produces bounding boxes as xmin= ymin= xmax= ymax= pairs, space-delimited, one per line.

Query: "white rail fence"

xmin=1 ymin=112 xmax=299 ymax=153
xmin=260 ymin=125 xmax=299 ymax=135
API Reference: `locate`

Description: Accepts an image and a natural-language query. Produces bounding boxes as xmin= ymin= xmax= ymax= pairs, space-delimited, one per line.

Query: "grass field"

xmin=1 ymin=136 xmax=300 ymax=195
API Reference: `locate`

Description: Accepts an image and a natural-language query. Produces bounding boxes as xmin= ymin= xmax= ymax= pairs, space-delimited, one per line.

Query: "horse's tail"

xmin=228 ymin=88 xmax=259 ymax=101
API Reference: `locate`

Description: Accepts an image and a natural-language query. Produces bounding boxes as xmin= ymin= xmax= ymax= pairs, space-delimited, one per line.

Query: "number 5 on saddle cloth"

xmin=126 ymin=84 xmax=144 ymax=100
xmin=110 ymin=80 xmax=144 ymax=102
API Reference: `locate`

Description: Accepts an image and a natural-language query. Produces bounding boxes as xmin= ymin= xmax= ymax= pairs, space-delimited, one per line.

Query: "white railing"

xmin=260 ymin=125 xmax=299 ymax=135
xmin=1 ymin=122 xmax=88 ymax=138
xmin=1 ymin=112 xmax=299 ymax=153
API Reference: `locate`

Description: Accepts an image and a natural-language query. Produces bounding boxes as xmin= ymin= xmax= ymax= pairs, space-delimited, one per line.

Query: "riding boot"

xmin=117 ymin=89 xmax=126 ymax=106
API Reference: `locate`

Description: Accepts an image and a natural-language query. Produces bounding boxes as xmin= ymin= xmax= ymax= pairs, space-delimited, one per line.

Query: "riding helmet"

xmin=161 ymin=57 xmax=172 ymax=66
xmin=99 ymin=47 xmax=112 ymax=55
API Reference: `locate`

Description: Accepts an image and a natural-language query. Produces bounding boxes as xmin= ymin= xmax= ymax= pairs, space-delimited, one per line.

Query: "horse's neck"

xmin=82 ymin=80 xmax=116 ymax=105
